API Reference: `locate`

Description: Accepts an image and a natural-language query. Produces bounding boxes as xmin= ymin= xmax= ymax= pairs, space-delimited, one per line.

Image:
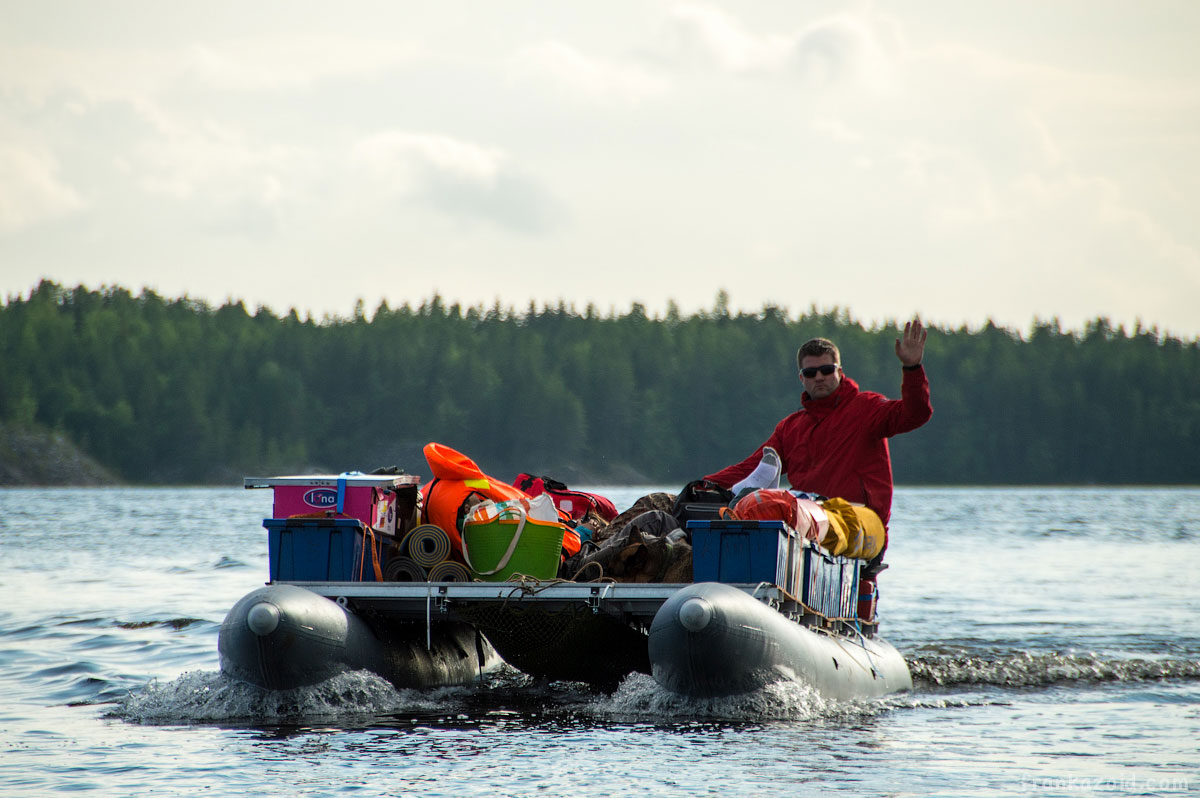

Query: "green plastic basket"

xmin=461 ymin=507 xmax=564 ymax=582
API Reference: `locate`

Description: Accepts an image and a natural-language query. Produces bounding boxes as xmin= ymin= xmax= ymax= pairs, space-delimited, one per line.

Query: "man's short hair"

xmin=797 ymin=338 xmax=841 ymax=369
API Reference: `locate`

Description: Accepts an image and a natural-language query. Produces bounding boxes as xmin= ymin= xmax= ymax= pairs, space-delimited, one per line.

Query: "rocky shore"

xmin=0 ymin=424 xmax=119 ymax=486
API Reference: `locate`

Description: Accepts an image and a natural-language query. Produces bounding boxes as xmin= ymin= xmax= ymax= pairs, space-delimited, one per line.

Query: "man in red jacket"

xmin=704 ymin=319 xmax=932 ymax=536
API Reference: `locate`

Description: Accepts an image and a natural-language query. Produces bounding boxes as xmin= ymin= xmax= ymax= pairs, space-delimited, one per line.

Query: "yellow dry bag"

xmin=821 ymin=498 xmax=886 ymax=560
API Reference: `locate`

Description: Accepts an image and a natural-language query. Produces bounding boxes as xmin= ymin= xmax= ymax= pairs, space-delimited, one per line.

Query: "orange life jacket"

xmin=419 ymin=442 xmax=581 ymax=558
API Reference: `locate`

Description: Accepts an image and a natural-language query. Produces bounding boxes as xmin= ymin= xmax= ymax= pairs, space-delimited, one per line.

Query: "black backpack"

xmin=671 ymin=479 xmax=734 ymax=526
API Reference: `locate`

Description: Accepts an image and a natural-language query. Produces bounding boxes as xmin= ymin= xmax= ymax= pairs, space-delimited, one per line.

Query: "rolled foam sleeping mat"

xmin=405 ymin=524 xmax=452 ymax=568
xmin=383 ymin=555 xmax=428 ymax=582
xmin=427 ymin=560 xmax=472 ymax=582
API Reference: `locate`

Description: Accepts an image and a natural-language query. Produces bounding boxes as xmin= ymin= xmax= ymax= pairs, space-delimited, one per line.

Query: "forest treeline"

xmin=3 ymin=280 xmax=1198 ymax=486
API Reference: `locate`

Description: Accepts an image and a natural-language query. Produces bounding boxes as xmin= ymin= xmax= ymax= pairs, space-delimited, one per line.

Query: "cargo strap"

xmin=355 ymin=524 xmax=384 ymax=582
xmin=336 ymin=470 xmax=364 ymax=515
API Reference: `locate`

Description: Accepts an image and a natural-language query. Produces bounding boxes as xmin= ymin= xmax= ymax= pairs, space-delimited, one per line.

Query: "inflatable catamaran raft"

xmin=219 ymin=456 xmax=912 ymax=700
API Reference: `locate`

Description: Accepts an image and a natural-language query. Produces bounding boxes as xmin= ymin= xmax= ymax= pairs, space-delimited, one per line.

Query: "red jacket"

xmin=704 ymin=366 xmax=932 ymax=526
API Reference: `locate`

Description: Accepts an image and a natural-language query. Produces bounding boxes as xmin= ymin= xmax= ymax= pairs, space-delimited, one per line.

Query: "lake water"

xmin=1 ymin=486 xmax=1197 ymax=797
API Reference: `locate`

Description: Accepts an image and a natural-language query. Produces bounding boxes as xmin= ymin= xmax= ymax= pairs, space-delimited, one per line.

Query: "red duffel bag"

xmin=513 ymin=474 xmax=619 ymax=523
xmin=731 ymin=489 xmax=817 ymax=541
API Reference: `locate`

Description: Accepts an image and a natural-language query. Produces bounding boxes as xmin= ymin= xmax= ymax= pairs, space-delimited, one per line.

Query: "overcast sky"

xmin=2 ymin=1 xmax=1198 ymax=337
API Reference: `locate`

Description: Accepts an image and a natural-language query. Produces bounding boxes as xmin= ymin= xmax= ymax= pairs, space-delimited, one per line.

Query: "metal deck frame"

xmin=278 ymin=580 xmax=797 ymax=624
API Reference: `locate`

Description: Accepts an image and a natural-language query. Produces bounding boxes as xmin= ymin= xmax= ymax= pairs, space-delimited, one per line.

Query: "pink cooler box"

xmin=244 ymin=473 xmax=420 ymax=534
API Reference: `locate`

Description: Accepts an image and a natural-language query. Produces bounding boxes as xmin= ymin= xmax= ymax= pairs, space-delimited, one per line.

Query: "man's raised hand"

xmin=895 ymin=318 xmax=927 ymax=367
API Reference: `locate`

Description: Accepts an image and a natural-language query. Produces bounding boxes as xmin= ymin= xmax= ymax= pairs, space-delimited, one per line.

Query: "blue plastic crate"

xmin=264 ymin=518 xmax=386 ymax=582
xmin=688 ymin=520 xmax=794 ymax=587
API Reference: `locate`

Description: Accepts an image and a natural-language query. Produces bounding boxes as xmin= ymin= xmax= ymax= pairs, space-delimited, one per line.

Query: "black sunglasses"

xmin=800 ymin=364 xmax=838 ymax=378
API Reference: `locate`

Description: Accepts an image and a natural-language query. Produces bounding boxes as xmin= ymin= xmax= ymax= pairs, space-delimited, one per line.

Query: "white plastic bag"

xmin=467 ymin=494 xmax=559 ymax=526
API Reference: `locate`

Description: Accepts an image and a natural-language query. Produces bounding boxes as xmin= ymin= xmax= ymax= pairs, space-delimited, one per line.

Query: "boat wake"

xmin=590 ymin=672 xmax=880 ymax=722
xmin=110 ymin=647 xmax=1199 ymax=726
xmin=111 ymin=669 xmax=462 ymax=725
xmin=111 ymin=666 xmax=888 ymax=726
xmin=908 ymin=648 xmax=1200 ymax=689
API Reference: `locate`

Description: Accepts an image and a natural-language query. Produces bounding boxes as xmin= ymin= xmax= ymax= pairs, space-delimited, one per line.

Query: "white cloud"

xmin=510 ymin=41 xmax=668 ymax=102
xmin=661 ymin=4 xmax=790 ymax=72
xmin=1013 ymin=172 xmax=1200 ymax=275
xmin=0 ymin=44 xmax=164 ymax=104
xmin=0 ymin=4 xmax=1196 ymax=335
xmin=811 ymin=116 xmax=864 ymax=143
xmin=0 ymin=33 xmax=423 ymax=239
xmin=177 ymin=35 xmax=422 ymax=92
xmin=0 ymin=140 xmax=85 ymax=233
xmin=0 ymin=35 xmax=421 ymax=103
xmin=138 ymin=117 xmax=305 ymax=202
xmin=786 ymin=16 xmax=894 ymax=88
xmin=660 ymin=4 xmax=895 ymax=88
xmin=354 ymin=131 xmax=506 ymax=189
xmin=0 ymin=87 xmax=311 ymax=240
xmin=352 ymin=131 xmax=565 ymax=233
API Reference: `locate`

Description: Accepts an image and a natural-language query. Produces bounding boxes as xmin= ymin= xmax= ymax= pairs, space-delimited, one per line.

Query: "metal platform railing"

xmin=278 ymin=580 xmax=794 ymax=624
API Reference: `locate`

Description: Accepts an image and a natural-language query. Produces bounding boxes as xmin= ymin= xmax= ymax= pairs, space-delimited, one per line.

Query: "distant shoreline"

xmin=4 ymin=419 xmax=1198 ymax=490
xmin=2 ymin=432 xmax=1194 ymax=493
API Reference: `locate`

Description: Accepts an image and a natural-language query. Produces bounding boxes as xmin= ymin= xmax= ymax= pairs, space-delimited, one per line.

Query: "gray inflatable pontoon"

xmin=218 ymin=581 xmax=910 ymax=699
xmin=218 ymin=584 xmax=494 ymax=691
xmin=649 ymin=582 xmax=911 ymax=699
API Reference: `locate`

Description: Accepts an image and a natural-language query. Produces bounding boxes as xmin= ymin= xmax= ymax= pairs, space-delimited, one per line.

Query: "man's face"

xmin=799 ymin=354 xmax=841 ymax=400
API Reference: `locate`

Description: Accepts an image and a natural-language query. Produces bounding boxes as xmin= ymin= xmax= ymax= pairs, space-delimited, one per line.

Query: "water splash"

xmin=112 ymin=669 xmax=449 ymax=724
xmin=909 ymin=649 xmax=1200 ymax=688
xmin=590 ymin=672 xmax=881 ymax=722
